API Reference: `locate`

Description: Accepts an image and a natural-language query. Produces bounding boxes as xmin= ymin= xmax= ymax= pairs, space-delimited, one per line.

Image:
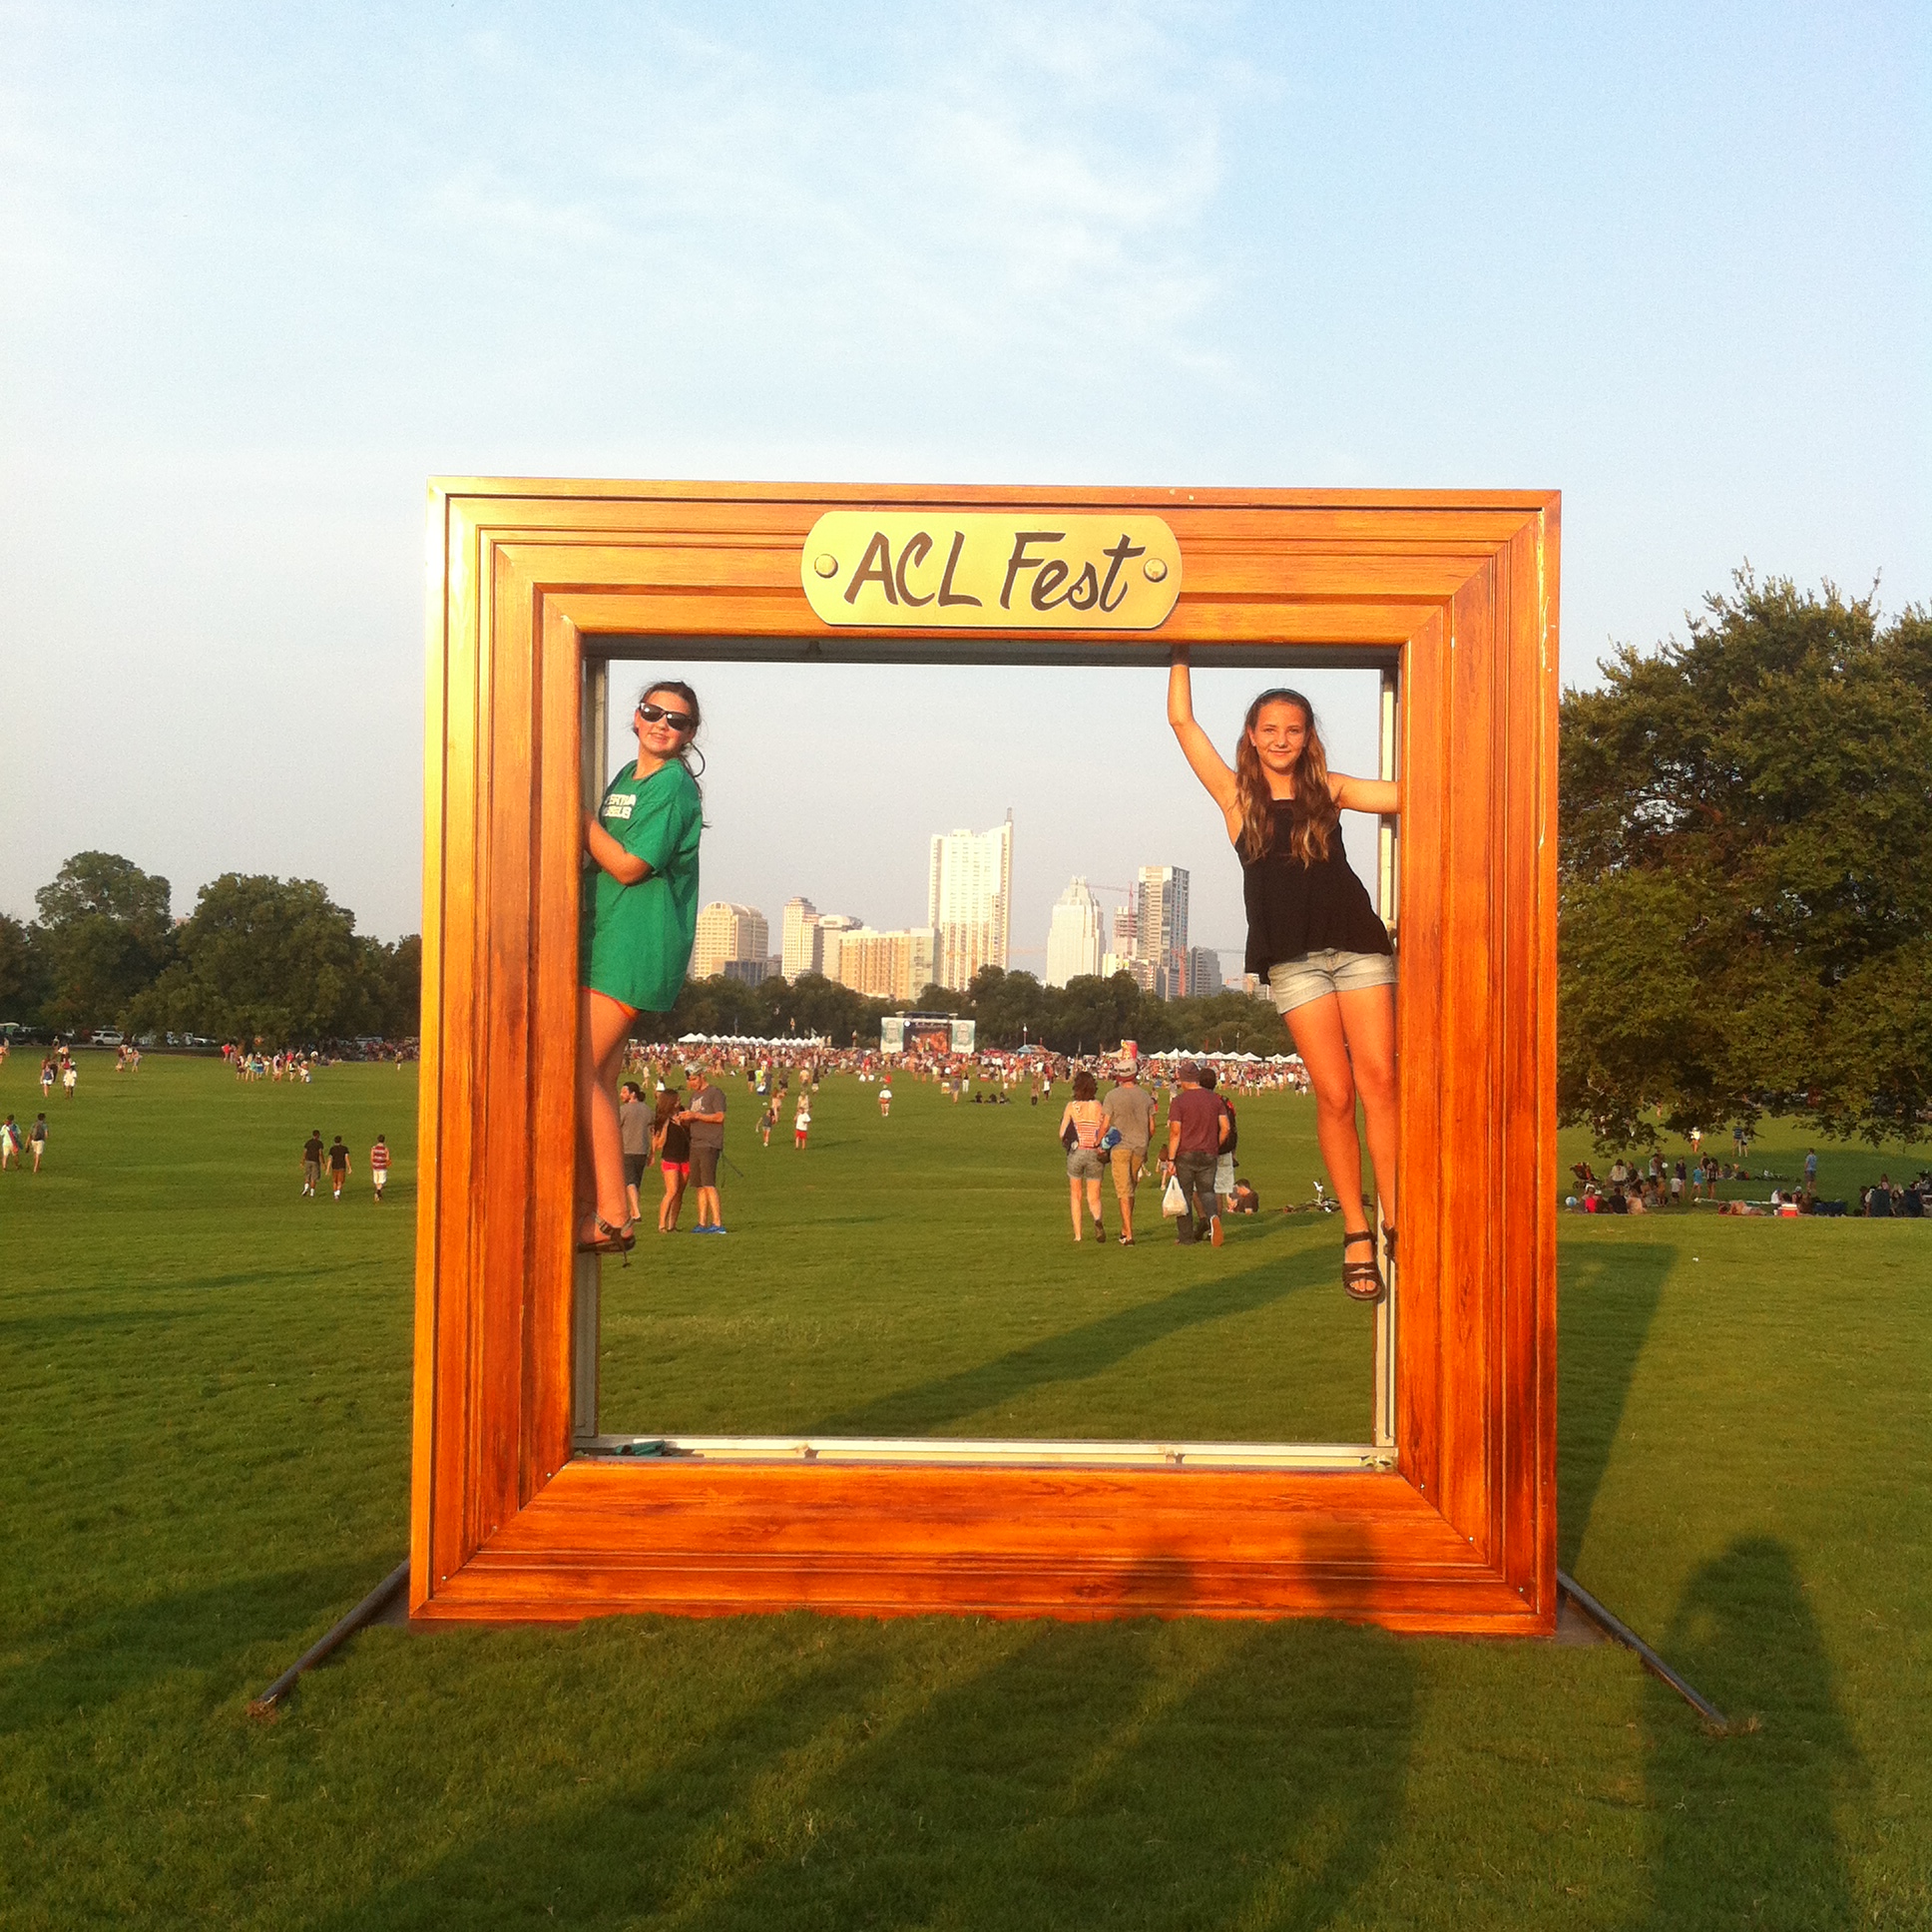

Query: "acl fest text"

xmin=800 ymin=512 xmax=1183 ymax=631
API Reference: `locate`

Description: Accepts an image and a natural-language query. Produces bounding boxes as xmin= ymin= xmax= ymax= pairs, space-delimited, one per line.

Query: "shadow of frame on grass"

xmin=1556 ymin=1237 xmax=1674 ymax=1572
xmin=294 ymin=1608 xmax=1417 ymax=1932
xmin=803 ymin=1244 xmax=1337 ymax=1438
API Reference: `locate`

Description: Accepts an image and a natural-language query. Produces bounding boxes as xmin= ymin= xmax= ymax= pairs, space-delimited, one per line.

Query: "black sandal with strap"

xmin=1382 ymin=1222 xmax=1397 ymax=1274
xmin=1342 ymin=1228 xmax=1385 ymax=1302
xmin=577 ymin=1215 xmax=637 ymax=1264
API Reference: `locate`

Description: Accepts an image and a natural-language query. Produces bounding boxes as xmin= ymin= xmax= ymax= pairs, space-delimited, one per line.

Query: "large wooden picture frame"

xmin=410 ymin=480 xmax=1560 ymax=1634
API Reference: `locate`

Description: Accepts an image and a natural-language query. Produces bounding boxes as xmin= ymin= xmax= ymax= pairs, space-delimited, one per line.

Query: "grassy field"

xmin=2 ymin=1052 xmax=1927 ymax=1929
xmin=602 ymin=1068 xmax=1371 ymax=1444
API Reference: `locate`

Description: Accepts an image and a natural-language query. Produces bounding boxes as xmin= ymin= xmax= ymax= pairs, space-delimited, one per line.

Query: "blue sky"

xmin=2 ymin=1 xmax=1925 ymax=955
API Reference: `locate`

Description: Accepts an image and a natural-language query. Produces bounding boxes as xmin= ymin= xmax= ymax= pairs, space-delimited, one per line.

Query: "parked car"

xmin=91 ymin=1030 xmax=126 ymax=1048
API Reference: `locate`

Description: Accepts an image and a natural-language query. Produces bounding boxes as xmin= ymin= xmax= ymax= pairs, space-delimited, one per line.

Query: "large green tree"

xmin=365 ymin=933 xmax=423 ymax=1039
xmin=128 ymin=874 xmax=386 ymax=1045
xmin=1560 ymin=573 xmax=1932 ymax=1147
xmin=0 ymin=913 xmax=51 ymax=1025
xmin=34 ymin=851 xmax=174 ymax=1030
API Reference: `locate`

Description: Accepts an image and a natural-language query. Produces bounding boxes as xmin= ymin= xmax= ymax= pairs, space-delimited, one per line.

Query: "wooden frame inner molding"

xmin=410 ymin=480 xmax=1561 ymax=1634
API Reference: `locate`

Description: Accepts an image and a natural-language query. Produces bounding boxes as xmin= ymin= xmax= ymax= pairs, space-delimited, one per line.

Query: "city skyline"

xmin=696 ymin=834 xmax=1231 ymax=1003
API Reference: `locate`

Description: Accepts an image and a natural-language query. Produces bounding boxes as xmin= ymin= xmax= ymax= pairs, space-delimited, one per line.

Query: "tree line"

xmin=0 ymin=854 xmax=420 ymax=1045
xmin=665 ymin=961 xmax=1289 ymax=1059
xmin=5 ymin=571 xmax=1925 ymax=1140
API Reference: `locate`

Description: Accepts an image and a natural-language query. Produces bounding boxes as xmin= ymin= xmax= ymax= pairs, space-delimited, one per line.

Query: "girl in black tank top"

xmin=1240 ymin=801 xmax=1392 ymax=979
xmin=1167 ymin=651 xmax=1403 ymax=1303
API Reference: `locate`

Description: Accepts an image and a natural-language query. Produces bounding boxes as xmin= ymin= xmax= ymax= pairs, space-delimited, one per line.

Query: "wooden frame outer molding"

xmin=410 ymin=481 xmax=1561 ymax=1635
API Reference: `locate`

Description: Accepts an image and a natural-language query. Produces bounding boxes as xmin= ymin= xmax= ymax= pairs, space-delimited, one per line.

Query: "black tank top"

xmin=1241 ymin=804 xmax=1392 ymax=974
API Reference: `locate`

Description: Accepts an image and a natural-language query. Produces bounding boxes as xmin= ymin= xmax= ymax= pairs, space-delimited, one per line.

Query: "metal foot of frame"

xmin=246 ymin=1560 xmax=410 ymax=1717
xmin=1556 ymin=1568 xmax=1730 ymax=1728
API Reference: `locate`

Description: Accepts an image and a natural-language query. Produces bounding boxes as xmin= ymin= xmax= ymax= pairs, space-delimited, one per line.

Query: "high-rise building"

xmin=1185 ymin=947 xmax=1220 ymax=998
xmin=1044 ymin=877 xmax=1103 ymax=987
xmin=813 ymin=912 xmax=863 ymax=984
xmin=835 ymin=926 xmax=939 ymax=1002
xmin=690 ymin=901 xmax=769 ymax=980
xmin=927 ymin=814 xmax=1012 ymax=992
xmin=1110 ymin=903 xmax=1137 ymax=958
xmin=1135 ymin=866 xmax=1190 ymax=1000
xmin=721 ymin=955 xmax=782 ymax=987
xmin=779 ymin=897 xmax=820 ymax=980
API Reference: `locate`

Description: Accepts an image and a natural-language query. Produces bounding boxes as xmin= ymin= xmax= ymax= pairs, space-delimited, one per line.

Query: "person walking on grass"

xmin=618 ymin=1081 xmax=650 ymax=1224
xmin=1059 ymin=1069 xmax=1109 ymax=1243
xmin=62 ymin=1059 xmax=78 ymax=1100
xmin=369 ymin=1134 xmax=391 ymax=1202
xmin=792 ymin=1091 xmax=811 ymax=1149
xmin=1164 ymin=1061 xmax=1227 ymax=1245
xmin=29 ymin=1113 xmax=48 ymax=1173
xmin=301 ymin=1128 xmax=324 ymax=1198
xmin=1199 ymin=1065 xmax=1240 ymax=1218
xmin=1169 ymin=649 xmax=1399 ymax=1297
xmin=681 ymin=1071 xmax=727 ymax=1232
xmin=578 ymin=680 xmax=706 ymax=1259
xmin=40 ymin=1057 xmax=56 ymax=1101
xmin=878 ymin=1079 xmax=892 ymax=1119
xmin=326 ymin=1135 xmax=350 ymax=1201
xmin=0 ymin=1114 xmax=19 ymax=1170
xmin=1100 ymin=1063 xmax=1155 ymax=1245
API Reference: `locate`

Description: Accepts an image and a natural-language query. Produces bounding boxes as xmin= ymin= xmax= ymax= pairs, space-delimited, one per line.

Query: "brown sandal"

xmin=1342 ymin=1228 xmax=1385 ymax=1302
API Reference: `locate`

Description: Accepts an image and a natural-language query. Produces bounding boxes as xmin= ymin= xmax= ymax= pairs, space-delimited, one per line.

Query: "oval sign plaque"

xmin=800 ymin=512 xmax=1182 ymax=630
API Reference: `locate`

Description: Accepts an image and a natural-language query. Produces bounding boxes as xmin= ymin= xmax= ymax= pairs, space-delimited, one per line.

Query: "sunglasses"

xmin=637 ymin=703 xmax=696 ymax=732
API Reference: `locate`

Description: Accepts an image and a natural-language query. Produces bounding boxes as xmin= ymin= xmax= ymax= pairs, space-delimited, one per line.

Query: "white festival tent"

xmin=673 ymin=1033 xmax=830 ymax=1048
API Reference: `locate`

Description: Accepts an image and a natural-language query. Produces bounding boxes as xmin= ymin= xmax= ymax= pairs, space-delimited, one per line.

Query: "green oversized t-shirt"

xmin=582 ymin=759 xmax=703 ymax=1012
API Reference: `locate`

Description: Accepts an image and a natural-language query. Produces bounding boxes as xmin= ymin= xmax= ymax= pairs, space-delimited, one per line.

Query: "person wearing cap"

xmin=1164 ymin=1061 xmax=1228 ymax=1245
xmin=1100 ymin=1063 xmax=1157 ymax=1244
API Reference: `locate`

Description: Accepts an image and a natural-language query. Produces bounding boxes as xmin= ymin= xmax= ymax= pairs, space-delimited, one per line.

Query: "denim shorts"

xmin=1267 ymin=948 xmax=1397 ymax=1016
xmin=1066 ymin=1148 xmax=1106 ymax=1181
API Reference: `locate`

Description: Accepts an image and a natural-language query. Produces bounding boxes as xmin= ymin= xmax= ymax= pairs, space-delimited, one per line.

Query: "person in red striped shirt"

xmin=370 ymin=1134 xmax=392 ymax=1203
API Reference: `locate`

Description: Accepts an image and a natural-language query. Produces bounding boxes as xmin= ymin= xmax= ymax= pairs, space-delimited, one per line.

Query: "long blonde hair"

xmin=1234 ymin=688 xmax=1338 ymax=865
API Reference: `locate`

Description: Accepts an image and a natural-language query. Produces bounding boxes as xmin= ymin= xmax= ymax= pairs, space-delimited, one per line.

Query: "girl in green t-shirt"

xmin=579 ymin=680 xmax=706 ymax=1254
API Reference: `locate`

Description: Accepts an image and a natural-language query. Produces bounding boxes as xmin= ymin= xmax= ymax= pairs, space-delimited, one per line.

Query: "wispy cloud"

xmin=413 ymin=3 xmax=1240 ymax=389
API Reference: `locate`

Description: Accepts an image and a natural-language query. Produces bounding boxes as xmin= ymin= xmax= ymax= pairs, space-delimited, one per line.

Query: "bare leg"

xmin=578 ymin=989 xmax=637 ymax=1235
xmin=1085 ymin=1177 xmax=1105 ymax=1232
xmin=1069 ymin=1176 xmax=1084 ymax=1240
xmin=1335 ymin=983 xmax=1398 ymax=1234
xmin=1283 ymin=995 xmax=1370 ymax=1238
